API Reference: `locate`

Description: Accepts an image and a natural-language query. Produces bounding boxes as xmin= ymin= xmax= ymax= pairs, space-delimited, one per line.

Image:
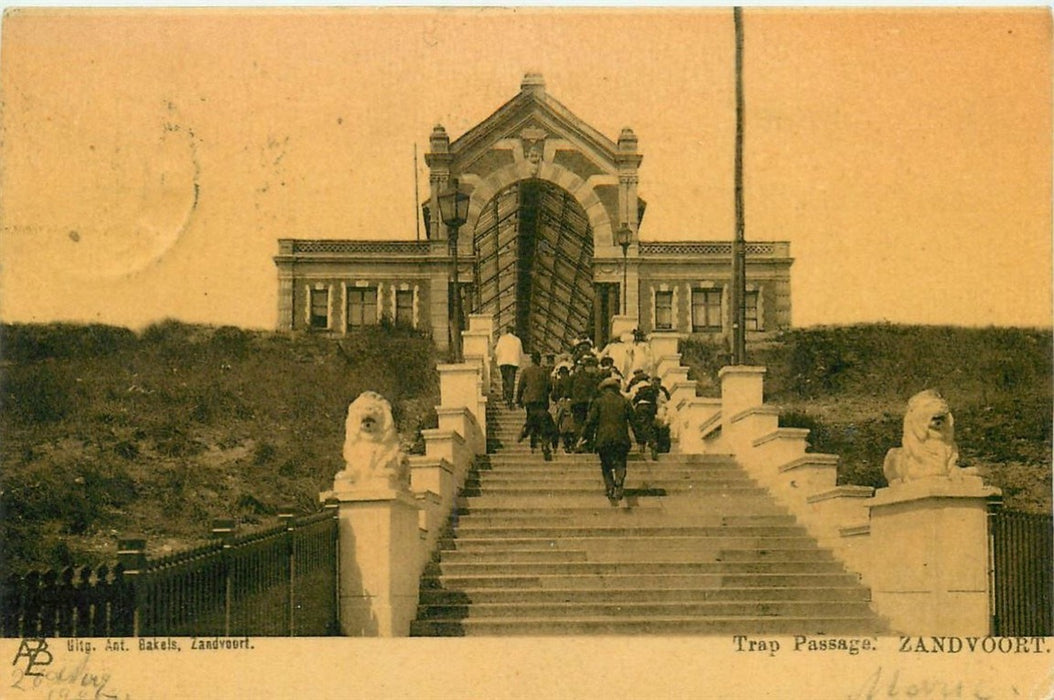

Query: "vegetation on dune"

xmin=682 ymin=324 xmax=1052 ymax=513
xmin=1 ymin=321 xmax=439 ymax=572
xmin=2 ymin=321 xmax=1049 ymax=572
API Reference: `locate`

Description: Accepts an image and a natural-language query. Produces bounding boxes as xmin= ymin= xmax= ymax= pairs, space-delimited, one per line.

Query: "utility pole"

xmin=731 ymin=6 xmax=748 ymax=365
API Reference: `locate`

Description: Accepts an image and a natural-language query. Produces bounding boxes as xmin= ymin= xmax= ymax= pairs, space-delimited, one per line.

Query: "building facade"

xmin=274 ymin=74 xmax=793 ymax=353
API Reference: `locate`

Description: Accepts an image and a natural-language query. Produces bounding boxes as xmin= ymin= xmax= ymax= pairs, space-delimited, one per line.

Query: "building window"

xmin=395 ymin=289 xmax=414 ymax=327
xmin=745 ymin=290 xmax=760 ymax=331
xmin=654 ymin=291 xmax=674 ymax=330
xmin=691 ymin=288 xmax=722 ymax=331
xmin=309 ymin=288 xmax=329 ymax=329
xmin=347 ymin=287 xmax=378 ymax=329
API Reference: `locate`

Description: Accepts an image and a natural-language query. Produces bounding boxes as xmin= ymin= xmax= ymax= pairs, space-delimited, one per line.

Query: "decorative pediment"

xmin=424 ymin=74 xmax=644 ymax=250
xmin=449 ymin=75 xmax=628 ymax=178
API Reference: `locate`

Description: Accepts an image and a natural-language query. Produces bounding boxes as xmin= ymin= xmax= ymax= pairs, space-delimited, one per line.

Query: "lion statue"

xmin=333 ymin=391 xmax=410 ymax=491
xmin=882 ymin=389 xmax=961 ymax=486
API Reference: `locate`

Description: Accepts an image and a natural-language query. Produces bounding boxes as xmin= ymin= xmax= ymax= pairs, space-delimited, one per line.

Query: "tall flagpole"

xmin=731 ymin=6 xmax=747 ymax=365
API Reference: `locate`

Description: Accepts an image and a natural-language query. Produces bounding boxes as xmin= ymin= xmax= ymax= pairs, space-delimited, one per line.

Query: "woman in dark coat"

xmin=582 ymin=377 xmax=637 ymax=502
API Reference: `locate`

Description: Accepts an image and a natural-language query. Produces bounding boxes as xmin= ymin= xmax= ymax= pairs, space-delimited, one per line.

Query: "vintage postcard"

xmin=1 ymin=6 xmax=1051 ymax=698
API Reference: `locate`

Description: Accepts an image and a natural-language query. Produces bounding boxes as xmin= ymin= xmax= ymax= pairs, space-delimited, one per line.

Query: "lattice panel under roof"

xmin=472 ymin=180 xmax=594 ymax=357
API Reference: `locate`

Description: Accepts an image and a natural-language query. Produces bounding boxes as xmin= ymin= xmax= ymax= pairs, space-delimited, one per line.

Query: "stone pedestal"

xmin=329 ymin=487 xmax=421 ymax=637
xmin=718 ymin=365 xmax=766 ymax=424
xmin=609 ymin=315 xmax=638 ymax=340
xmin=421 ymin=428 xmax=468 ymax=476
xmin=436 ymin=405 xmax=484 ymax=456
xmin=867 ymin=476 xmax=1001 ymax=635
xmin=648 ymin=331 xmax=685 ymax=363
xmin=718 ymin=366 xmax=766 ymax=455
xmin=467 ymin=313 xmax=495 ymax=339
xmin=437 ymin=363 xmax=484 ymax=423
xmin=462 ymin=334 xmax=492 ymax=388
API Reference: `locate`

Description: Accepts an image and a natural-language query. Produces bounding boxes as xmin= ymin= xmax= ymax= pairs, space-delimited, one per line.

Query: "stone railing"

xmin=282 ymin=239 xmax=435 ymax=256
xmin=658 ymin=351 xmax=1002 ymax=636
xmin=321 ymin=315 xmax=492 ymax=636
xmin=638 ymin=241 xmax=790 ymax=258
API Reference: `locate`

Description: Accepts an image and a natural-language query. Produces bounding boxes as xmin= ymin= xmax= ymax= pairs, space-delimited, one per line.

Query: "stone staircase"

xmin=411 ymin=397 xmax=888 ymax=636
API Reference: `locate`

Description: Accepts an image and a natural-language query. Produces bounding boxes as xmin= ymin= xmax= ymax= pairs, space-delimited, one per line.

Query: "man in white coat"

xmin=494 ymin=325 xmax=524 ymax=409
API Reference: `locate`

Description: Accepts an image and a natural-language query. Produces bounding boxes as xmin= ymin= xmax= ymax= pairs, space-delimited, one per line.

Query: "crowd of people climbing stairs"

xmin=493 ymin=325 xmax=672 ymax=504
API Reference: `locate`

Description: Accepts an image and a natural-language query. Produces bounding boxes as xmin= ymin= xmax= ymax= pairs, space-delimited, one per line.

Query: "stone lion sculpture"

xmin=333 ymin=391 xmax=410 ymax=491
xmin=882 ymin=389 xmax=961 ymax=486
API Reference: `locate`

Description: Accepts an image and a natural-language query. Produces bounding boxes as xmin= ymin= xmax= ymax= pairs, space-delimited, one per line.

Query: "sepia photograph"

xmin=1 ymin=6 xmax=1051 ymax=698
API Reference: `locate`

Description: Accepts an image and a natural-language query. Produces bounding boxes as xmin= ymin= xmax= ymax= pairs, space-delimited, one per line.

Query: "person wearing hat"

xmin=569 ymin=352 xmax=600 ymax=450
xmin=581 ymin=376 xmax=637 ymax=502
xmin=550 ymin=363 xmax=576 ymax=453
xmin=571 ymin=337 xmax=594 ymax=365
xmin=626 ymin=367 xmax=650 ymax=395
xmin=628 ymin=328 xmax=654 ymax=378
xmin=516 ymin=351 xmax=554 ymax=461
xmin=631 ymin=374 xmax=672 ymax=460
xmin=598 ymin=355 xmax=624 ymax=385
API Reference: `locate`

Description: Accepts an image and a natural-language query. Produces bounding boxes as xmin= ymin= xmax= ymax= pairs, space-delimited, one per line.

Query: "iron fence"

xmin=1 ymin=509 xmax=338 ymax=638
xmin=1 ymin=565 xmax=134 ymax=638
xmin=990 ymin=510 xmax=1053 ymax=636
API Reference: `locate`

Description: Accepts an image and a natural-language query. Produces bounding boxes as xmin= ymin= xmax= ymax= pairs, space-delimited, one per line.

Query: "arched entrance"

xmin=473 ymin=179 xmax=595 ymax=356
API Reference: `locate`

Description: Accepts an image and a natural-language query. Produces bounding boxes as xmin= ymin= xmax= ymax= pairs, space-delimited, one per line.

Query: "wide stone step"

xmin=441 ymin=546 xmax=835 ymax=564
xmin=455 ymin=493 xmax=790 ymax=509
xmin=453 ymin=505 xmax=788 ymax=518
xmin=450 ymin=524 xmax=808 ymax=538
xmin=450 ymin=513 xmax=798 ymax=528
xmin=411 ymin=615 xmax=885 ymax=636
xmin=487 ymin=451 xmax=734 ymax=461
xmin=485 ymin=451 xmax=736 ymax=461
xmin=421 ymin=572 xmax=861 ymax=590
xmin=494 ymin=449 xmax=686 ymax=459
xmin=453 ymin=508 xmax=792 ymax=525
xmin=439 ymin=549 xmax=592 ymax=563
xmin=441 ymin=535 xmax=822 ymax=552
xmin=433 ymin=561 xmax=845 ymax=576
xmin=476 ymin=467 xmax=748 ymax=479
xmin=460 ymin=485 xmax=767 ymax=497
xmin=418 ymin=585 xmax=872 ymax=605
xmin=483 ymin=460 xmax=740 ymax=472
xmin=467 ymin=476 xmax=754 ymax=489
xmin=416 ymin=599 xmax=876 ymax=620
xmin=474 ymin=464 xmax=751 ymax=476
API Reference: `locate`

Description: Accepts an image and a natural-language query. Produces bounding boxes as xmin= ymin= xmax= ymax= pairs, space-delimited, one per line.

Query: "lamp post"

xmin=438 ymin=178 xmax=470 ymax=362
xmin=617 ymin=224 xmax=632 ymax=316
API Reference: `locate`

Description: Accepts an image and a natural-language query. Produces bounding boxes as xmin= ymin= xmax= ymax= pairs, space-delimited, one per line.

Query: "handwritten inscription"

xmin=849 ymin=666 xmax=1007 ymax=700
xmin=9 ymin=652 xmax=130 ymax=700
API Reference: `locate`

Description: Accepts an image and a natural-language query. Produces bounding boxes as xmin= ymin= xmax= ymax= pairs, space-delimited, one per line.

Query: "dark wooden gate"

xmin=990 ymin=510 xmax=1053 ymax=636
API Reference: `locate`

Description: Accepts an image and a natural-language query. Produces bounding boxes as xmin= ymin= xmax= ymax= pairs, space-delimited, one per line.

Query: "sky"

xmin=1 ymin=7 xmax=1050 ymax=330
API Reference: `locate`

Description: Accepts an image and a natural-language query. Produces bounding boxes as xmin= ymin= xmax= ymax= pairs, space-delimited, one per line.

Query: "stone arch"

xmin=463 ymin=160 xmax=613 ymax=254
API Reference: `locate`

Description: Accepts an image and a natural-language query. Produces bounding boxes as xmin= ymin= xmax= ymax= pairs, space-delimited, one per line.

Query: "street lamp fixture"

xmin=438 ymin=178 xmax=470 ymax=362
xmin=616 ymin=224 xmax=632 ymax=316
